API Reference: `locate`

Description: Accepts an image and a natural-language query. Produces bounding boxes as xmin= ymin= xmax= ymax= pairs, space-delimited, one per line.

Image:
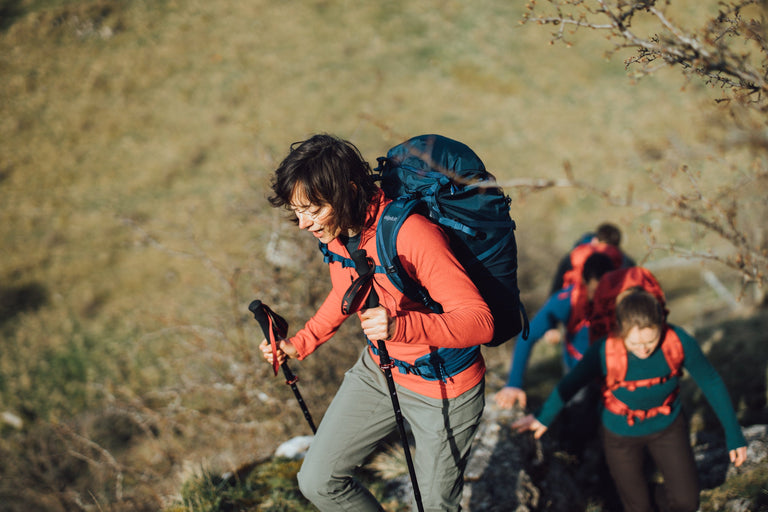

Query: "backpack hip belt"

xmin=366 ymin=339 xmax=480 ymax=382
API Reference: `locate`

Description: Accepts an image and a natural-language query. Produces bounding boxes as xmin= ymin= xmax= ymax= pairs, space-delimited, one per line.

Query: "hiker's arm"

xmin=731 ymin=446 xmax=748 ymax=467
xmin=543 ymin=329 xmax=562 ymax=345
xmin=535 ymin=340 xmax=603 ymax=426
xmin=675 ymin=326 xmax=748 ymax=452
xmin=494 ymin=387 xmax=527 ymax=409
xmin=383 ymin=215 xmax=493 ymax=348
xmin=512 ymin=414 xmax=548 ymax=439
xmin=289 ymin=287 xmax=349 ymax=359
xmin=504 ymin=292 xmax=571 ymax=389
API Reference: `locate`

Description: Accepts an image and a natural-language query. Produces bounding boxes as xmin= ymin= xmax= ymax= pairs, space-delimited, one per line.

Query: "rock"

xmin=1 ymin=411 xmax=23 ymax=429
xmin=275 ymin=435 xmax=313 ymax=459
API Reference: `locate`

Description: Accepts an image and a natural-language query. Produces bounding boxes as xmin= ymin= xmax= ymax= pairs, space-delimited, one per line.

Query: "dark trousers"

xmin=602 ymin=414 xmax=700 ymax=512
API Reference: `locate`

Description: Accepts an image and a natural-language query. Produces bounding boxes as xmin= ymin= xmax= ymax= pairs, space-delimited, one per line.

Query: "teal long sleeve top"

xmin=535 ymin=324 xmax=747 ymax=451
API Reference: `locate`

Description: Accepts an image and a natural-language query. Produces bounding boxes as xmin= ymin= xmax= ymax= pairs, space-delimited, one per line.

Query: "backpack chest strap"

xmin=602 ymin=387 xmax=680 ymax=426
xmin=318 ymin=242 xmax=386 ymax=274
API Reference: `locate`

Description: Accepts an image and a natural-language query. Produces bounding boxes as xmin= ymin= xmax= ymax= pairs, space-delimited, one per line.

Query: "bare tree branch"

xmin=519 ymin=0 xmax=768 ymax=297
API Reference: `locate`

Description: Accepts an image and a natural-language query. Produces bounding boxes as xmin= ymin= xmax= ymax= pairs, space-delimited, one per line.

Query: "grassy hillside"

xmin=1 ymin=0 xmax=765 ymax=509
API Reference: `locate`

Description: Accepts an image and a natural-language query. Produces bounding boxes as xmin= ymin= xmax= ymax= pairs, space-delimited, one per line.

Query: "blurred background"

xmin=1 ymin=0 xmax=766 ymax=510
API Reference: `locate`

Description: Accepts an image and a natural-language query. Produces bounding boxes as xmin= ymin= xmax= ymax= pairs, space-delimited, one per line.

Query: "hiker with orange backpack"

xmin=495 ymin=252 xmax=617 ymax=410
xmin=549 ymin=222 xmax=635 ymax=295
xmin=513 ymin=285 xmax=748 ymax=512
xmin=539 ymin=222 xmax=634 ymax=349
xmin=259 ymin=134 xmax=502 ymax=512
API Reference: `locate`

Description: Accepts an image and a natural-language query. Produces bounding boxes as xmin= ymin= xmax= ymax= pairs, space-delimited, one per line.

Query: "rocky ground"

xmin=460 ymin=405 xmax=767 ymax=511
xmin=276 ymin=404 xmax=768 ymax=511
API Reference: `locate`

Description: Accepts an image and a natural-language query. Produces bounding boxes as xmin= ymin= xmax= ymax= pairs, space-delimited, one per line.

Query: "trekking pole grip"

xmin=248 ymin=299 xmax=317 ymax=433
xmin=248 ymin=299 xmax=274 ymax=342
xmin=248 ymin=299 xmax=293 ymax=380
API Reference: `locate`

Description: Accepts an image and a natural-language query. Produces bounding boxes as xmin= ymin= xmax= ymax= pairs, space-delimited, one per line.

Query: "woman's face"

xmin=623 ymin=325 xmax=661 ymax=359
xmin=289 ymin=187 xmax=340 ymax=244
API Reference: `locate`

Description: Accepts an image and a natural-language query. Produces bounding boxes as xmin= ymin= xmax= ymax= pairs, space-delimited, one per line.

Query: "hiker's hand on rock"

xmin=512 ymin=414 xmax=548 ymax=439
xmin=543 ymin=328 xmax=562 ymax=345
xmin=494 ymin=386 xmax=527 ymax=409
xmin=259 ymin=338 xmax=298 ymax=364
xmin=730 ymin=446 xmax=747 ymax=467
xmin=360 ymin=306 xmax=395 ymax=341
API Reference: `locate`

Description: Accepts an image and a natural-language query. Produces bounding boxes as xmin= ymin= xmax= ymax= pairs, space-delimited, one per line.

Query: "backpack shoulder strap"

xmin=604 ymin=335 xmax=628 ymax=389
xmin=602 ymin=327 xmax=683 ymax=426
xmin=376 ymin=199 xmax=443 ymax=313
xmin=660 ymin=326 xmax=685 ymax=376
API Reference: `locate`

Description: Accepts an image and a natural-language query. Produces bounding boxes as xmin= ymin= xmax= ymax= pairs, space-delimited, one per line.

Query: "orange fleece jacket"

xmin=289 ymin=190 xmax=494 ymax=399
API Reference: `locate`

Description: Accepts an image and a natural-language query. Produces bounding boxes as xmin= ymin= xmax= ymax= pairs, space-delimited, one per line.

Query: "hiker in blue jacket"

xmin=513 ymin=289 xmax=748 ymax=512
xmin=495 ymin=252 xmax=617 ymax=410
xmin=549 ymin=222 xmax=636 ymax=295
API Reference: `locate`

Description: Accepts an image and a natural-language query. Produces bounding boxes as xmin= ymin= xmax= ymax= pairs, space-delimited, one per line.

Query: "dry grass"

xmin=1 ymin=0 xmax=765 ymax=509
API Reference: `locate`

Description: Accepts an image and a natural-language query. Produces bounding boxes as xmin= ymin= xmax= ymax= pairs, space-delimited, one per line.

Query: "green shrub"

xmin=173 ymin=458 xmax=313 ymax=512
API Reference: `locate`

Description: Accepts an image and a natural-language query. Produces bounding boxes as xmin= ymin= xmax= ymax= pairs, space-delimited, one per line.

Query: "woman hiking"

xmin=513 ymin=287 xmax=747 ymax=512
xmin=259 ymin=134 xmax=494 ymax=512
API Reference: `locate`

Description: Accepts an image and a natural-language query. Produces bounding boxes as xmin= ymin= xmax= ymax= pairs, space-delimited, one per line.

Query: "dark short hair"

xmin=615 ymin=289 xmax=665 ymax=337
xmin=595 ymin=223 xmax=622 ymax=246
xmin=582 ymin=252 xmax=618 ymax=283
xmin=268 ymin=134 xmax=379 ymax=234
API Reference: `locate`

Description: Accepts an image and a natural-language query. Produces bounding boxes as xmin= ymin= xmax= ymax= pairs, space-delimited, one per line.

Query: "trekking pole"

xmin=248 ymin=299 xmax=317 ymax=434
xmin=349 ymin=249 xmax=424 ymax=512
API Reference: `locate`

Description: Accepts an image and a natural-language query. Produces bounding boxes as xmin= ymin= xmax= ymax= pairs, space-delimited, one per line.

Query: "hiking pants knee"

xmin=602 ymin=414 xmax=700 ymax=512
xmin=297 ymin=349 xmax=485 ymax=512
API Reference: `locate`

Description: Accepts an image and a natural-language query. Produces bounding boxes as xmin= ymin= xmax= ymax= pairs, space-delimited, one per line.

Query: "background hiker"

xmin=513 ymin=288 xmax=748 ymax=512
xmin=549 ymin=222 xmax=636 ymax=295
xmin=495 ymin=252 xmax=618 ymax=410
xmin=259 ymin=134 xmax=494 ymax=512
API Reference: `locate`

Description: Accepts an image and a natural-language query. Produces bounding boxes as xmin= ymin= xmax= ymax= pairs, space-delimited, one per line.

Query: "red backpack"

xmin=563 ymin=243 xmax=624 ymax=336
xmin=561 ymin=242 xmax=625 ymax=291
xmin=589 ymin=266 xmax=668 ymax=343
xmin=602 ymin=326 xmax=685 ymax=425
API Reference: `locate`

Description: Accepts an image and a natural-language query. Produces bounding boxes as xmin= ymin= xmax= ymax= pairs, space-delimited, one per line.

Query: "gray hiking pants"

xmin=297 ymin=348 xmax=484 ymax=512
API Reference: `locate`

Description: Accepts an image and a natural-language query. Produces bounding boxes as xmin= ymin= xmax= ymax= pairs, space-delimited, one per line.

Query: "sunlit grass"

xmin=1 ymin=0 xmax=764 ymax=509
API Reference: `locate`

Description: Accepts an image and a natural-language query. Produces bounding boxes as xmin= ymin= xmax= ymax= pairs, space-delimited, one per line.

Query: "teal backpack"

xmin=374 ymin=134 xmax=527 ymax=346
